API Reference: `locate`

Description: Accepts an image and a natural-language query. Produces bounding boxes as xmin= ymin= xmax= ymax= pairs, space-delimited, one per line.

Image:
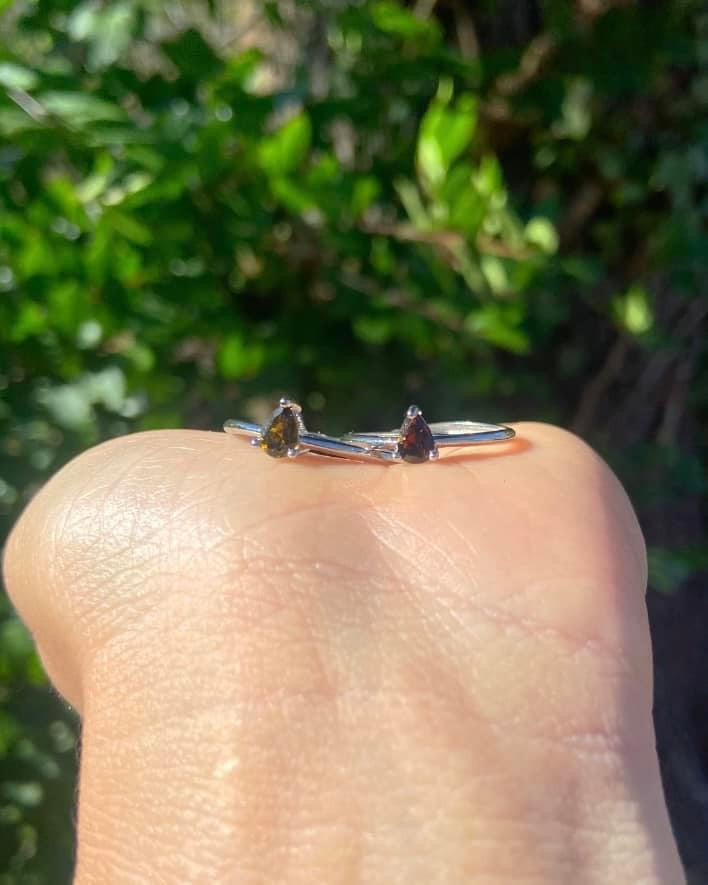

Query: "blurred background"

xmin=0 ymin=0 xmax=706 ymax=880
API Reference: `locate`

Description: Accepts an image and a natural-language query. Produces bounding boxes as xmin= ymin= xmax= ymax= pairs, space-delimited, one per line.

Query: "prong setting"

xmin=279 ymin=395 xmax=302 ymax=414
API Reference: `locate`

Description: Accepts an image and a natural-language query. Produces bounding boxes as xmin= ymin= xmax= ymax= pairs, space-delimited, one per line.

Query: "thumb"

xmin=3 ymin=425 xmax=684 ymax=884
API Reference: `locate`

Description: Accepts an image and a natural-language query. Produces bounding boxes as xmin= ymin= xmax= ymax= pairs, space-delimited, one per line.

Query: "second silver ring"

xmin=344 ymin=405 xmax=515 ymax=463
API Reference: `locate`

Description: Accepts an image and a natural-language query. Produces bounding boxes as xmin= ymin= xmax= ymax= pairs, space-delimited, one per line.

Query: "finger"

xmin=3 ymin=423 xmax=683 ymax=884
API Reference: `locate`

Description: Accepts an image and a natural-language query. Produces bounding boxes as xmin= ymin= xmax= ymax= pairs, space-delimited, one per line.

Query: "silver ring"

xmin=224 ymin=397 xmax=373 ymax=462
xmin=343 ymin=404 xmax=515 ymax=462
xmin=224 ymin=399 xmax=514 ymax=464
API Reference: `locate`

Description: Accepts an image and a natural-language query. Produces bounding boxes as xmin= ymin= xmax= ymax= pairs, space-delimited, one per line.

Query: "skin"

xmin=3 ymin=422 xmax=684 ymax=884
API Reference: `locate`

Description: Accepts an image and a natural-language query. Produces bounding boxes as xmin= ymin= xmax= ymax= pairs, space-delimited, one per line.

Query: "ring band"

xmin=224 ymin=398 xmax=373 ymax=461
xmin=223 ymin=398 xmax=515 ymax=464
xmin=343 ymin=405 xmax=514 ymax=462
xmin=345 ymin=422 xmax=514 ymax=448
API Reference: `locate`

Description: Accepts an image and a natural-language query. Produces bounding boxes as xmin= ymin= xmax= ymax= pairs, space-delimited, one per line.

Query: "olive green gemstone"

xmin=396 ymin=412 xmax=435 ymax=463
xmin=260 ymin=405 xmax=300 ymax=458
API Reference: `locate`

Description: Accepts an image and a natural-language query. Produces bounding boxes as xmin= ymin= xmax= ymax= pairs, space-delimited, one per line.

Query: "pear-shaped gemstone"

xmin=396 ymin=408 xmax=436 ymax=463
xmin=260 ymin=405 xmax=300 ymax=458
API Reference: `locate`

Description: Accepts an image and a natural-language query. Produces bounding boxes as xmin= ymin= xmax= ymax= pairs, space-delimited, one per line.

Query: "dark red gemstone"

xmin=396 ymin=411 xmax=436 ymax=463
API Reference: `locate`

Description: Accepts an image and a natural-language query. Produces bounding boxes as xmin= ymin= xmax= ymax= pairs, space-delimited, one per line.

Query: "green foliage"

xmin=0 ymin=0 xmax=706 ymax=879
xmin=648 ymin=546 xmax=708 ymax=595
xmin=417 ymin=83 xmax=477 ymax=188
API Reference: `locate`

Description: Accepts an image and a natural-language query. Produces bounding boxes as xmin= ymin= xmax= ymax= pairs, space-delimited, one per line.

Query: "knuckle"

xmin=5 ymin=432 xmax=216 ymax=646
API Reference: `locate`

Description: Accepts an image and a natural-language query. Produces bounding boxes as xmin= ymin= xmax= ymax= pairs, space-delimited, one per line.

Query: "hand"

xmin=4 ymin=423 xmax=684 ymax=883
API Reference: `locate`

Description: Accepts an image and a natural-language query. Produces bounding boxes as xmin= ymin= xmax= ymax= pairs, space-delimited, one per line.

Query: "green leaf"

xmin=552 ymin=77 xmax=593 ymax=140
xmin=480 ymin=255 xmax=510 ymax=295
xmin=472 ymin=154 xmax=504 ymax=197
xmin=108 ymin=211 xmax=153 ymax=245
xmin=67 ymin=0 xmax=101 ymax=40
xmin=525 ymin=217 xmax=559 ymax=254
xmin=0 ymin=107 xmax=39 ymax=135
xmin=102 ymin=171 xmax=153 ymax=207
xmin=39 ymin=92 xmax=126 ymax=125
xmin=371 ymin=2 xmax=439 ymax=39
xmin=353 ymin=315 xmax=392 ymax=345
xmin=417 ymin=92 xmax=477 ymax=189
xmin=91 ymin=2 xmax=137 ymax=69
xmin=68 ymin=0 xmax=136 ymax=69
xmin=351 ymin=177 xmax=380 ymax=217
xmin=219 ymin=48 xmax=264 ymax=88
xmin=443 ymin=164 xmax=485 ymax=234
xmin=38 ymin=385 xmax=92 ymax=429
xmin=648 ymin=547 xmax=693 ymax=594
xmin=76 ymin=168 xmax=114 ymax=204
xmin=465 ymin=303 xmax=530 ymax=354
xmin=259 ymin=112 xmax=312 ymax=175
xmin=2 ymin=782 xmax=43 ymax=808
xmin=10 ymin=301 xmax=46 ymax=342
xmin=395 ymin=178 xmax=430 ymax=228
xmin=217 ymin=333 xmax=265 ymax=379
xmin=270 ymin=177 xmax=316 ymax=212
xmin=0 ymin=62 xmax=38 ymax=91
xmin=0 ymin=618 xmax=35 ymax=663
xmin=612 ymin=285 xmax=653 ymax=335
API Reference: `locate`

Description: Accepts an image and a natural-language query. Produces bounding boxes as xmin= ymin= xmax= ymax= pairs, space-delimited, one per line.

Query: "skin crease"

xmin=3 ymin=422 xmax=684 ymax=885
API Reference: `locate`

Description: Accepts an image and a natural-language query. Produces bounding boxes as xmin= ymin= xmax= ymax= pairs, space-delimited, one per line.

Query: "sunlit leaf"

xmin=480 ymin=255 xmax=510 ymax=295
xmin=371 ymin=2 xmax=440 ymax=39
xmin=108 ymin=211 xmax=153 ymax=245
xmin=525 ymin=217 xmax=559 ymax=254
xmin=465 ymin=303 xmax=530 ymax=353
xmin=259 ymin=112 xmax=312 ymax=175
xmin=218 ymin=333 xmax=265 ymax=379
xmin=0 ymin=107 xmax=39 ymax=135
xmin=67 ymin=0 xmax=101 ymax=41
xmin=68 ymin=0 xmax=136 ymax=69
xmin=472 ymin=155 xmax=504 ymax=197
xmin=10 ymin=301 xmax=46 ymax=342
xmin=417 ymin=92 xmax=477 ymax=189
xmin=270 ymin=176 xmax=316 ymax=212
xmin=351 ymin=177 xmax=380 ymax=217
xmin=395 ymin=178 xmax=430 ymax=228
xmin=552 ymin=77 xmax=593 ymax=140
xmin=0 ymin=62 xmax=38 ymax=91
xmin=613 ymin=284 xmax=653 ymax=335
xmin=353 ymin=315 xmax=392 ymax=344
xmin=2 ymin=782 xmax=43 ymax=807
xmin=39 ymin=92 xmax=126 ymax=125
